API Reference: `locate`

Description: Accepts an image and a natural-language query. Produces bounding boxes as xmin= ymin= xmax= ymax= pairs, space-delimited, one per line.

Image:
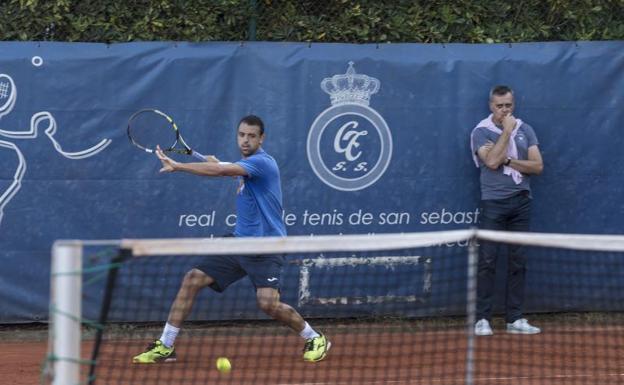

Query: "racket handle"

xmin=191 ymin=150 xmax=207 ymax=162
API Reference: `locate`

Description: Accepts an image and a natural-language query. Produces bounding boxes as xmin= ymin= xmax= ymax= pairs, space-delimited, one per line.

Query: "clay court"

xmin=7 ymin=319 xmax=624 ymax=385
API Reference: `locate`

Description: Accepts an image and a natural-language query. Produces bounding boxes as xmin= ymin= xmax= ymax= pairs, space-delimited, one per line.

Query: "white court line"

xmin=276 ymin=372 xmax=624 ymax=385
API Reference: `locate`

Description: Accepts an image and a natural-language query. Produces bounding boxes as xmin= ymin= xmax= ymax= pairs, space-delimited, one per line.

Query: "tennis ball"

xmin=216 ymin=357 xmax=231 ymax=373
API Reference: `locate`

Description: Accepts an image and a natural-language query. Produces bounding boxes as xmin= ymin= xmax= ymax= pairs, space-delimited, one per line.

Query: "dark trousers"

xmin=476 ymin=191 xmax=531 ymax=323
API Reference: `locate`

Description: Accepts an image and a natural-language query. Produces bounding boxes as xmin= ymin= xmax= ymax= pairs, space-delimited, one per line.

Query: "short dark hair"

xmin=239 ymin=115 xmax=264 ymax=135
xmin=489 ymin=85 xmax=514 ymax=100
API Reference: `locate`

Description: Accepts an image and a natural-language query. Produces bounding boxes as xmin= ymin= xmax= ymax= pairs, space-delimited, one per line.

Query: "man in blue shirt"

xmin=133 ymin=115 xmax=330 ymax=363
xmin=470 ymin=86 xmax=544 ymax=336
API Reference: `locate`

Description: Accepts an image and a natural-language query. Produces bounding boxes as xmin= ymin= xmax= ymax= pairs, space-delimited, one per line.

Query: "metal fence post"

xmin=248 ymin=0 xmax=257 ymax=41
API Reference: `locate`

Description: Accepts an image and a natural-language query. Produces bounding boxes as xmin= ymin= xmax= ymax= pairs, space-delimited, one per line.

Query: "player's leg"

xmin=243 ymin=254 xmax=331 ymax=362
xmin=133 ymin=255 xmax=245 ymax=363
xmin=256 ymin=287 xmax=331 ymax=362
xmin=132 ymin=269 xmax=215 ymax=364
xmin=167 ymin=268 xmax=215 ymax=327
xmin=256 ymin=287 xmax=304 ymax=331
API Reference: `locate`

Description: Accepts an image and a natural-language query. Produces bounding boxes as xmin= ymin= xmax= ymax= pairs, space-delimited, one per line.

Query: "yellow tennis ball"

xmin=216 ymin=357 xmax=231 ymax=373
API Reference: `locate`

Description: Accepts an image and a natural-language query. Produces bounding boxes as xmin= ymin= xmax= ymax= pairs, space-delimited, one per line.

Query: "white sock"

xmin=299 ymin=322 xmax=320 ymax=340
xmin=159 ymin=323 xmax=180 ymax=348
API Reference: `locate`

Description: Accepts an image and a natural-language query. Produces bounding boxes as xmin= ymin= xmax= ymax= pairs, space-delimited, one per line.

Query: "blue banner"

xmin=0 ymin=41 xmax=623 ymax=322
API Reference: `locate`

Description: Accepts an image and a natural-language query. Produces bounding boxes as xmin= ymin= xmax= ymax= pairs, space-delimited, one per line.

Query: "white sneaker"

xmin=506 ymin=318 xmax=541 ymax=334
xmin=475 ymin=319 xmax=493 ymax=336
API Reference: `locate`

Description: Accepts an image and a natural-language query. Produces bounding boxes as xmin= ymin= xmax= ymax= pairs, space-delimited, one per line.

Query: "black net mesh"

xmin=49 ymin=232 xmax=624 ymax=385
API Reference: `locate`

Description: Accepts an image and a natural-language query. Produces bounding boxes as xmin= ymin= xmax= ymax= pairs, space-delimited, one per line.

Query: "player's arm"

xmin=203 ymin=155 xmax=221 ymax=163
xmin=156 ymin=146 xmax=248 ymax=177
xmin=507 ymin=145 xmax=544 ymax=175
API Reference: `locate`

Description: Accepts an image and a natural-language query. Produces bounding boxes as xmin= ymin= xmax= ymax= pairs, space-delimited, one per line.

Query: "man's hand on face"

xmin=502 ymin=114 xmax=517 ymax=133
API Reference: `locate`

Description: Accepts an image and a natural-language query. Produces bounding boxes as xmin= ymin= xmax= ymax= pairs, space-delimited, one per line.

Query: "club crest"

xmin=307 ymin=62 xmax=392 ymax=191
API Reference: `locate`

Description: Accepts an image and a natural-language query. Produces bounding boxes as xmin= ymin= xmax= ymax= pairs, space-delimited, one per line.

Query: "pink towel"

xmin=470 ymin=114 xmax=523 ymax=184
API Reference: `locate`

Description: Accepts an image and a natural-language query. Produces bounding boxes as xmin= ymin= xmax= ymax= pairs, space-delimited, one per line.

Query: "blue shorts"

xmin=195 ymin=254 xmax=284 ymax=293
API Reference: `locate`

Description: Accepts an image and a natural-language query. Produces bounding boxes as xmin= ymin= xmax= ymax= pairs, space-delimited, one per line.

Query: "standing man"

xmin=133 ymin=115 xmax=331 ymax=363
xmin=470 ymin=85 xmax=544 ymax=336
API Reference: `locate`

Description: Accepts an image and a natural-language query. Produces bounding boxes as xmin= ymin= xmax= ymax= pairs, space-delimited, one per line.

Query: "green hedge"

xmin=1 ymin=0 xmax=622 ymax=43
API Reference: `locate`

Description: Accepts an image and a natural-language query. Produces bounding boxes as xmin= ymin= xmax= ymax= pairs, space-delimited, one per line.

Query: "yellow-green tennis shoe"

xmin=303 ymin=334 xmax=331 ymax=362
xmin=132 ymin=340 xmax=176 ymax=363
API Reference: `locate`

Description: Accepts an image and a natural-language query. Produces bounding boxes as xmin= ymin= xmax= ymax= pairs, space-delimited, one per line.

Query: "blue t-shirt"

xmin=471 ymin=123 xmax=539 ymax=200
xmin=234 ymin=149 xmax=287 ymax=237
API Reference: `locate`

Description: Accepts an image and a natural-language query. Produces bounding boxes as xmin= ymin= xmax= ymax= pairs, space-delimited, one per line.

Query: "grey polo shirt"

xmin=471 ymin=123 xmax=539 ymax=200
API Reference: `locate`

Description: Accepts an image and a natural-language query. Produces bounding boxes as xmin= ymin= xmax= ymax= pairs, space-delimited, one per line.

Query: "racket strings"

xmin=128 ymin=110 xmax=179 ymax=153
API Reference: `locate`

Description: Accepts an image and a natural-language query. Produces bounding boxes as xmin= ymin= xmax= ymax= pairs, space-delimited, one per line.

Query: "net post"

xmin=87 ymin=248 xmax=131 ymax=385
xmin=51 ymin=241 xmax=82 ymax=385
xmin=465 ymin=232 xmax=478 ymax=385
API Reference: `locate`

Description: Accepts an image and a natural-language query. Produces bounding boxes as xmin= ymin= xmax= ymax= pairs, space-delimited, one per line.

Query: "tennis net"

xmin=44 ymin=229 xmax=624 ymax=385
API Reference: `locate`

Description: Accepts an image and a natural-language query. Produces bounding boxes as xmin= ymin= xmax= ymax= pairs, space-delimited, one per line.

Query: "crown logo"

xmin=321 ymin=62 xmax=380 ymax=106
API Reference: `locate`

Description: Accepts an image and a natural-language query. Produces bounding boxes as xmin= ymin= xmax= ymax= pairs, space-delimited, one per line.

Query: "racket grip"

xmin=191 ymin=151 xmax=207 ymax=162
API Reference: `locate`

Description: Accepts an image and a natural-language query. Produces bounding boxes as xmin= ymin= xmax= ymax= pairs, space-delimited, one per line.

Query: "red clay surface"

xmin=4 ymin=341 xmax=48 ymax=385
xmin=5 ymin=324 xmax=624 ymax=385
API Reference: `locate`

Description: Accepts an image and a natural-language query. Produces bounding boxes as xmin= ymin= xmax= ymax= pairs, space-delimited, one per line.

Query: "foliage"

xmin=1 ymin=0 xmax=622 ymax=42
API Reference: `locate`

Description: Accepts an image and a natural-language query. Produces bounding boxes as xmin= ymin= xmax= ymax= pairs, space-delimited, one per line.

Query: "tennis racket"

xmin=127 ymin=108 xmax=206 ymax=161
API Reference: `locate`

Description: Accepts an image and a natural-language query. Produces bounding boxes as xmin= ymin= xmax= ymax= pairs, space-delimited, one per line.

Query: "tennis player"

xmin=133 ymin=115 xmax=330 ymax=363
xmin=470 ymin=85 xmax=544 ymax=336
